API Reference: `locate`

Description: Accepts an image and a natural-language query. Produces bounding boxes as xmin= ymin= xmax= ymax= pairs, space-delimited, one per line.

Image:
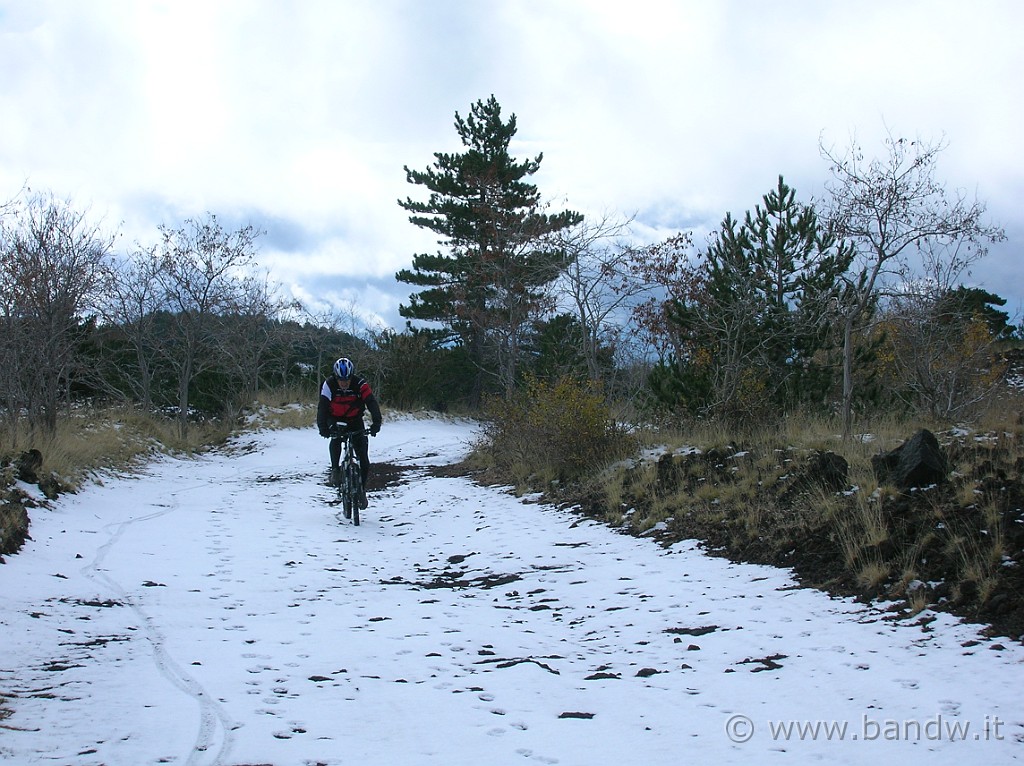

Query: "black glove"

xmin=370 ymin=422 xmax=381 ymax=436
xmin=319 ymin=428 xmax=330 ymax=438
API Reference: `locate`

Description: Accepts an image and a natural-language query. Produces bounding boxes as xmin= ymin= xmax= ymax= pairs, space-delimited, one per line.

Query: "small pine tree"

xmin=660 ymin=177 xmax=853 ymax=420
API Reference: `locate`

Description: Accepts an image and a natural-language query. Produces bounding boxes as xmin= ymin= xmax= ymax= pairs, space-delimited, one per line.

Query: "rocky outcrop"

xmin=871 ymin=429 xmax=948 ymax=489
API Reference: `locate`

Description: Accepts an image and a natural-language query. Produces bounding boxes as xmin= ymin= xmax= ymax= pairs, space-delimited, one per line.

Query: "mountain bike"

xmin=328 ymin=424 xmax=371 ymax=525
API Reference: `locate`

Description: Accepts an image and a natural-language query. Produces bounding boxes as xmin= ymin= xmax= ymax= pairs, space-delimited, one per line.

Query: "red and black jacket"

xmin=317 ymin=374 xmax=382 ymax=433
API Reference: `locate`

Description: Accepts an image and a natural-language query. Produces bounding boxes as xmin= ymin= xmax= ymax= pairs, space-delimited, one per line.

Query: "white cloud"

xmin=1 ymin=0 xmax=1021 ymax=328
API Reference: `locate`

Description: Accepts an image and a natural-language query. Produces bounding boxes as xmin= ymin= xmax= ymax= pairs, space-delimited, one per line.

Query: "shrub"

xmin=479 ymin=376 xmax=631 ymax=489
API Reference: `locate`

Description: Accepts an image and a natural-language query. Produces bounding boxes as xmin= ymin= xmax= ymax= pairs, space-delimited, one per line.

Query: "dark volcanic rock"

xmin=871 ymin=429 xmax=948 ymax=489
xmin=16 ymin=449 xmax=43 ymax=483
xmin=777 ymin=450 xmax=849 ymax=507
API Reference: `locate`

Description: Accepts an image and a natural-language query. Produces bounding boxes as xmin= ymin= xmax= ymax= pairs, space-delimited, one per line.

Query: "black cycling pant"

xmin=330 ymin=430 xmax=370 ymax=487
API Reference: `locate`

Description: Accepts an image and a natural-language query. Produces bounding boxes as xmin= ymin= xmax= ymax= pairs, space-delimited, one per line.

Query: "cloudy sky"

xmin=1 ymin=0 xmax=1021 ymax=330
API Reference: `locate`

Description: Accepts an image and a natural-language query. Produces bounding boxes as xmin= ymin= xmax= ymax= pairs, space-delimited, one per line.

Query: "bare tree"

xmin=552 ymin=212 xmax=648 ymax=382
xmin=820 ymin=131 xmax=1004 ymax=433
xmin=0 ymin=191 xmax=114 ymax=434
xmin=624 ymin=232 xmax=699 ymax=360
xmin=300 ymin=301 xmax=373 ymax=380
xmin=0 ymin=198 xmax=24 ymax=437
xmin=213 ymin=270 xmax=299 ymax=413
xmin=154 ymin=214 xmax=261 ymax=437
xmin=98 ymin=245 xmax=165 ymax=409
xmin=100 ymin=224 xmax=295 ymax=420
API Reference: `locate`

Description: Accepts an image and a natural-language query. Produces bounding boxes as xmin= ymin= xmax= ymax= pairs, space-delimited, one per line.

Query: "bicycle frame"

xmin=328 ymin=424 xmax=371 ymax=525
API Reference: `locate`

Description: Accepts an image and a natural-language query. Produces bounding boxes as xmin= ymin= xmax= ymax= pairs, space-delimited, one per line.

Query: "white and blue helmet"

xmin=333 ymin=357 xmax=354 ymax=379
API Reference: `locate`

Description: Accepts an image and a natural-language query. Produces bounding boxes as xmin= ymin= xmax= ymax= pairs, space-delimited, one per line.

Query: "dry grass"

xmin=836 ymin=487 xmax=892 ymax=565
xmin=906 ymin=584 xmax=931 ymax=615
xmin=0 ymin=403 xmax=269 ymax=486
xmin=856 ymin=559 xmax=891 ymax=590
xmin=243 ymin=386 xmax=319 ymax=431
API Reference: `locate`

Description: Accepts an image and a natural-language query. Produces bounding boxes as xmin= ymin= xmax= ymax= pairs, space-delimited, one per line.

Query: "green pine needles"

xmin=396 ymin=96 xmax=583 ymax=404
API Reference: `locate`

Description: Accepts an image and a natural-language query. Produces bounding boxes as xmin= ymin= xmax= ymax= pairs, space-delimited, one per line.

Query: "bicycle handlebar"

xmin=326 ymin=424 xmax=372 ymax=439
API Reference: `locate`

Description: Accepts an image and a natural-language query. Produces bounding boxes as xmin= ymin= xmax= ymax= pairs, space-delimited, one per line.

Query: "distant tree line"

xmin=392 ymin=98 xmax=1015 ymax=430
xmin=1 ymin=97 xmax=1017 ymax=450
xmin=0 ymin=197 xmax=367 ymax=442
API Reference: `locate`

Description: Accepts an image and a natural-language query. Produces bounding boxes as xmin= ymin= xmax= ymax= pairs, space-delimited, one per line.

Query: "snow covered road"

xmin=2 ymin=415 xmax=1022 ymax=765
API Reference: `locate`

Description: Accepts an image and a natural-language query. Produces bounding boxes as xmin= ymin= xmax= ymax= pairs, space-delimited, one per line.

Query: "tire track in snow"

xmin=83 ymin=483 xmax=237 ymax=766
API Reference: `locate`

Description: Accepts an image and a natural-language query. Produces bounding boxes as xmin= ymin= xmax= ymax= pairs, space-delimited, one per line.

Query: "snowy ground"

xmin=1 ymin=414 xmax=1022 ymax=765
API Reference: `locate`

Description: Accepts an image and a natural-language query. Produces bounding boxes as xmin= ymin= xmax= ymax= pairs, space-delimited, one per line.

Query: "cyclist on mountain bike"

xmin=317 ymin=357 xmax=382 ymax=506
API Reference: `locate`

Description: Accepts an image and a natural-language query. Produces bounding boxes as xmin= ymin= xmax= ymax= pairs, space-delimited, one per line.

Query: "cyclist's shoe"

xmin=358 ymin=487 xmax=368 ymax=510
xmin=330 ymin=466 xmax=341 ymax=487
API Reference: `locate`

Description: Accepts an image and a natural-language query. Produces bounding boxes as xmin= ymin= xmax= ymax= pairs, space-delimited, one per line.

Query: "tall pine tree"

xmin=396 ymin=96 xmax=582 ymax=401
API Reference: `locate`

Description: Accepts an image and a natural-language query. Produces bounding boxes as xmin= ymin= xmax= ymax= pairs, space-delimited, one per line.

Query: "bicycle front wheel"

xmin=346 ymin=462 xmax=361 ymax=526
xmin=340 ymin=466 xmax=353 ymax=520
